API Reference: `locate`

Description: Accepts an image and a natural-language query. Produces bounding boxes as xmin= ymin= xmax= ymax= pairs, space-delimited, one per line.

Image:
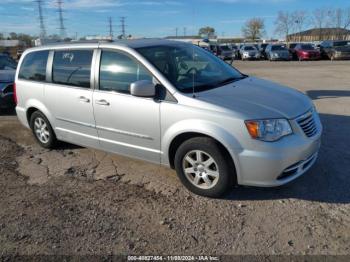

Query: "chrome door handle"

xmin=78 ymin=96 xmax=90 ymax=103
xmin=95 ymin=99 xmax=110 ymax=106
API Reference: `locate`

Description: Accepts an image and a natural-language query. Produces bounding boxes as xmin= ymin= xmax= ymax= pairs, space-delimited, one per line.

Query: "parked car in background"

xmin=0 ymin=54 xmax=17 ymax=109
xmin=319 ymin=40 xmax=350 ymax=60
xmin=294 ymin=43 xmax=321 ymax=61
xmin=15 ymin=40 xmax=322 ymax=197
xmin=288 ymin=43 xmax=298 ymax=60
xmin=217 ymin=45 xmax=234 ymax=60
xmin=228 ymin=44 xmax=239 ymax=59
xmin=258 ymin=43 xmax=269 ymax=60
xmin=239 ymin=45 xmax=260 ymax=60
xmin=265 ymin=44 xmax=291 ymax=61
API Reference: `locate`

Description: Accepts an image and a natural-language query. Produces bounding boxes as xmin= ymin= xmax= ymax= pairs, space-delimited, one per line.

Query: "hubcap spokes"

xmin=34 ymin=117 xmax=50 ymax=143
xmin=183 ymin=150 xmax=219 ymax=189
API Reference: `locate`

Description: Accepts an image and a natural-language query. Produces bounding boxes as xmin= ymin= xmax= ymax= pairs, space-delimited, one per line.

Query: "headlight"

xmin=245 ymin=119 xmax=292 ymax=142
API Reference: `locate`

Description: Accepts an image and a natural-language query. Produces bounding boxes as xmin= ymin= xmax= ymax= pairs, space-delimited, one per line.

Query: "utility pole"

xmin=119 ymin=16 xmax=126 ymax=39
xmin=175 ymin=27 xmax=178 ymax=38
xmin=108 ymin=17 xmax=113 ymax=40
xmin=183 ymin=27 xmax=187 ymax=37
xmin=56 ymin=0 xmax=66 ymax=40
xmin=35 ymin=0 xmax=46 ymax=39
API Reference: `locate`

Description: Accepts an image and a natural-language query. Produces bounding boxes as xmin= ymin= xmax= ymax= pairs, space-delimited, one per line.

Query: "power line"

xmin=108 ymin=17 xmax=113 ymax=39
xmin=56 ymin=0 xmax=66 ymax=39
xmin=119 ymin=16 xmax=126 ymax=39
xmin=35 ymin=0 xmax=46 ymax=38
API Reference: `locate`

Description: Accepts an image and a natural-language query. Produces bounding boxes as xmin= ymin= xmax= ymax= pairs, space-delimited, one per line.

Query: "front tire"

xmin=30 ymin=111 xmax=57 ymax=149
xmin=174 ymin=137 xmax=234 ymax=198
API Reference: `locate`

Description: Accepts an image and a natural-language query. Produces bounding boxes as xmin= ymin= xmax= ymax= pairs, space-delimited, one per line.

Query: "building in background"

xmin=287 ymin=28 xmax=350 ymax=42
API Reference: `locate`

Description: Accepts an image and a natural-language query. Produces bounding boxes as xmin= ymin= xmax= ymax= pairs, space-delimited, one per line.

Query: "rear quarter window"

xmin=18 ymin=50 xmax=49 ymax=82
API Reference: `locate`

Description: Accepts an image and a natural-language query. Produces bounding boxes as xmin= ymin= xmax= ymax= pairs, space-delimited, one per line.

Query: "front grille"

xmin=297 ymin=110 xmax=317 ymax=137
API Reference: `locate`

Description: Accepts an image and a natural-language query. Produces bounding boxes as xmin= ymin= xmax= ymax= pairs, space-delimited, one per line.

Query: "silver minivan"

xmin=15 ymin=39 xmax=322 ymax=197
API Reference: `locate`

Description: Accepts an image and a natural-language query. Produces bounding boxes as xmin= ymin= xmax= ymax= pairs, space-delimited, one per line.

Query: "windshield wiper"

xmin=217 ymin=75 xmax=247 ymax=86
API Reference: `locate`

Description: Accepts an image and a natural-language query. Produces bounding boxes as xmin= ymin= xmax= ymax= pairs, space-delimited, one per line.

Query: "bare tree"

xmin=330 ymin=7 xmax=350 ymax=40
xmin=292 ymin=11 xmax=308 ymax=42
xmin=241 ymin=18 xmax=265 ymax=41
xmin=274 ymin=11 xmax=294 ymax=42
xmin=312 ymin=8 xmax=333 ymax=40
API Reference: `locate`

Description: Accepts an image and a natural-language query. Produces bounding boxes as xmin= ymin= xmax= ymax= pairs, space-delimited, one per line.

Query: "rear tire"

xmin=30 ymin=111 xmax=57 ymax=149
xmin=174 ymin=137 xmax=234 ymax=198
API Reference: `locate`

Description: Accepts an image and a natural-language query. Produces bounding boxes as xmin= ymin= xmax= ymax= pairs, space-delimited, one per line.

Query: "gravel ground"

xmin=0 ymin=61 xmax=349 ymax=259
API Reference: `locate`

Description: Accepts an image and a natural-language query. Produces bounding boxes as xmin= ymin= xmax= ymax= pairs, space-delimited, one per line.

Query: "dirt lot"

xmin=0 ymin=61 xmax=349 ymax=258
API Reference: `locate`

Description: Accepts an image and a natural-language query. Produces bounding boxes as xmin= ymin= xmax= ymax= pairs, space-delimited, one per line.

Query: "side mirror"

xmin=130 ymin=80 xmax=156 ymax=97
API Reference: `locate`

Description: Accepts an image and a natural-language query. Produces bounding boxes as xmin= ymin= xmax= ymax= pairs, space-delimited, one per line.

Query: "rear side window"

xmin=18 ymin=50 xmax=49 ymax=82
xmin=52 ymin=50 xmax=93 ymax=88
xmin=99 ymin=50 xmax=152 ymax=94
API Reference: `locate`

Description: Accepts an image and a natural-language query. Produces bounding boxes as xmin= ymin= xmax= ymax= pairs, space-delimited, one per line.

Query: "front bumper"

xmin=235 ymin=110 xmax=322 ymax=187
xmin=333 ymin=52 xmax=350 ymax=60
xmin=242 ymin=53 xmax=260 ymax=60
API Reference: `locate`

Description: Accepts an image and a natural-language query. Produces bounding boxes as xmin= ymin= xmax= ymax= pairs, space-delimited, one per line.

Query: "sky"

xmin=0 ymin=0 xmax=349 ymax=39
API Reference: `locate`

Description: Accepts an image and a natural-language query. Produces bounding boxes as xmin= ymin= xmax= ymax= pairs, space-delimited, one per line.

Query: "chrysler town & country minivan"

xmin=15 ymin=39 xmax=322 ymax=197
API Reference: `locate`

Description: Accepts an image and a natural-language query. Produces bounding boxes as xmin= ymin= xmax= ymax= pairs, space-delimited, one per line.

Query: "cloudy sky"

xmin=0 ymin=0 xmax=349 ymax=38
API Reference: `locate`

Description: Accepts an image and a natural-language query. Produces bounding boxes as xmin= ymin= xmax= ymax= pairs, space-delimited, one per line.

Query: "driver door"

xmin=92 ymin=49 xmax=161 ymax=163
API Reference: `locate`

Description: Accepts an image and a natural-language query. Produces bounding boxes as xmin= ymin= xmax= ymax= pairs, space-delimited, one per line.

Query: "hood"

xmin=301 ymin=49 xmax=319 ymax=54
xmin=196 ymin=77 xmax=312 ymax=119
xmin=0 ymin=70 xmax=15 ymax=83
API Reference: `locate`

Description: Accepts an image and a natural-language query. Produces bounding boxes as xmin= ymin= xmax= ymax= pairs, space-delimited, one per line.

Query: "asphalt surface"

xmin=0 ymin=60 xmax=349 ymax=257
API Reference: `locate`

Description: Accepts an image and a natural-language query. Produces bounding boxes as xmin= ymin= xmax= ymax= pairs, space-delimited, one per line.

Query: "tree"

xmin=330 ymin=7 xmax=350 ymax=40
xmin=0 ymin=33 xmax=3 ymax=40
xmin=274 ymin=11 xmax=294 ymax=42
xmin=9 ymin=32 xmax=18 ymax=40
xmin=198 ymin=26 xmax=215 ymax=37
xmin=292 ymin=11 xmax=308 ymax=42
xmin=241 ymin=18 xmax=265 ymax=40
xmin=312 ymin=8 xmax=331 ymax=40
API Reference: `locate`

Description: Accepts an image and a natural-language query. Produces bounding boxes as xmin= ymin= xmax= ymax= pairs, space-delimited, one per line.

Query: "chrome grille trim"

xmin=296 ymin=109 xmax=318 ymax=138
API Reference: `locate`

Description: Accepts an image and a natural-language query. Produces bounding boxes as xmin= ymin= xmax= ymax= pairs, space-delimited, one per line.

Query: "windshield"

xmin=300 ymin=44 xmax=315 ymax=50
xmin=244 ymin=46 xmax=256 ymax=51
xmin=136 ymin=44 xmax=245 ymax=93
xmin=271 ymin=45 xmax=287 ymax=51
xmin=0 ymin=56 xmax=17 ymax=70
xmin=334 ymin=41 xmax=350 ymax=47
xmin=220 ymin=46 xmax=230 ymax=51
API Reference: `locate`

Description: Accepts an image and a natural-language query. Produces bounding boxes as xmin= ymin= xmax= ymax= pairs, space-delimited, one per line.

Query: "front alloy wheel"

xmin=182 ymin=150 xmax=219 ymax=190
xmin=174 ymin=137 xmax=235 ymax=198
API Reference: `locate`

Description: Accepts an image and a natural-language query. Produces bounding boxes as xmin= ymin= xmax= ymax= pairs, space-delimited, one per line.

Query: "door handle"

xmin=78 ymin=96 xmax=90 ymax=103
xmin=95 ymin=99 xmax=110 ymax=106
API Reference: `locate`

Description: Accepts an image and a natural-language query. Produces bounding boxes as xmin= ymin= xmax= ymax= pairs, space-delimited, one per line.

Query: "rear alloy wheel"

xmin=174 ymin=137 xmax=234 ymax=198
xmin=30 ymin=111 xmax=56 ymax=149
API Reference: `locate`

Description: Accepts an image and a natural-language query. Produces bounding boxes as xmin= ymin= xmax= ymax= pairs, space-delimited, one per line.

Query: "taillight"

xmin=13 ymin=82 xmax=17 ymax=105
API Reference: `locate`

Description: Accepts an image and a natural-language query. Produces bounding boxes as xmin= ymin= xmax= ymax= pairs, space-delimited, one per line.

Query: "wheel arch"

xmin=25 ymin=99 xmax=55 ymax=129
xmin=162 ymin=120 xmax=242 ymax=183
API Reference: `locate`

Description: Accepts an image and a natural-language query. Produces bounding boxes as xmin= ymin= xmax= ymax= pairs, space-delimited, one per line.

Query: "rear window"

xmin=18 ymin=50 xmax=49 ymax=82
xmin=52 ymin=50 xmax=93 ymax=88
